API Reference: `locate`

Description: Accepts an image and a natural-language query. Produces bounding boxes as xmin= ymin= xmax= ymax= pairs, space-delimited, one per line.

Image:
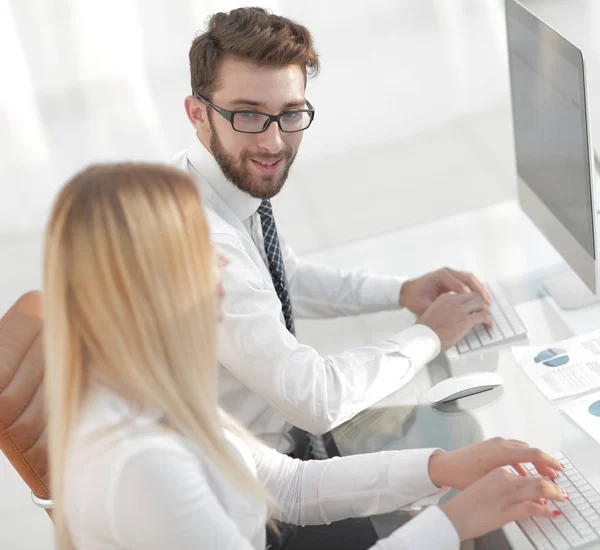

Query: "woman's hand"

xmin=440 ymin=468 xmax=569 ymax=541
xmin=428 ymin=438 xmax=563 ymax=490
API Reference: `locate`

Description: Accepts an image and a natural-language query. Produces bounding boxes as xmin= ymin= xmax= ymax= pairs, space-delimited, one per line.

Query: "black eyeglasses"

xmin=194 ymin=93 xmax=315 ymax=134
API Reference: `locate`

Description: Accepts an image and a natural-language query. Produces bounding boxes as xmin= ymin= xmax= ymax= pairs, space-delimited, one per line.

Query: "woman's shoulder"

xmin=64 ymin=390 xmax=229 ymax=548
xmin=67 ymin=387 xmax=206 ymax=483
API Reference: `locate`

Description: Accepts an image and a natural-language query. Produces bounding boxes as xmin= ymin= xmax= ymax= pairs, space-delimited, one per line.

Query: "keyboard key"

xmin=578 ymin=503 xmax=593 ymax=515
xmin=496 ymin=319 xmax=516 ymax=338
xmin=552 ymin=518 xmax=579 ymax=544
xmin=578 ymin=525 xmax=595 ymax=537
xmin=466 ymin=333 xmax=481 ymax=349
xmin=533 ymin=519 xmax=569 ymax=548
xmin=456 ymin=339 xmax=469 ymax=353
xmin=475 ymin=326 xmax=492 ymax=344
xmin=574 ymin=479 xmax=590 ymax=490
xmin=567 ymin=511 xmax=586 ymax=525
xmin=563 ymin=530 xmax=583 ymax=546
xmin=507 ymin=315 xmax=527 ymax=335
xmin=586 ymin=513 xmax=600 ymax=529
xmin=484 ymin=325 xmax=503 ymax=343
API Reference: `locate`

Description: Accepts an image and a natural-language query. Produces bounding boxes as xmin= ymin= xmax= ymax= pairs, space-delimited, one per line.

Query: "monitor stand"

xmin=543 ymin=269 xmax=600 ymax=310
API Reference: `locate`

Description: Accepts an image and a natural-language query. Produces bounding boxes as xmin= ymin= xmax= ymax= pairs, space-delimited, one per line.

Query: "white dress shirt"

xmin=172 ymin=140 xmax=441 ymax=448
xmin=64 ymin=386 xmax=460 ymax=550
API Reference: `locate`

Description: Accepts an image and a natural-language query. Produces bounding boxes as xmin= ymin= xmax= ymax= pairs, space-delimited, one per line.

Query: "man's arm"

xmin=282 ymin=239 xmax=492 ymax=320
xmin=281 ymin=238 xmax=405 ymax=319
xmin=216 ymin=234 xmax=440 ymax=436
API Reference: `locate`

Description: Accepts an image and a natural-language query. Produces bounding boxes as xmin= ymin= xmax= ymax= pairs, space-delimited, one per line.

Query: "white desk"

xmin=297 ymin=200 xmax=600 ymax=549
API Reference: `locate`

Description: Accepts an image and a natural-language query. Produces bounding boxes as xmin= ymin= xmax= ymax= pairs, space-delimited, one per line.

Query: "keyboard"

xmin=454 ymin=284 xmax=528 ymax=355
xmin=518 ymin=453 xmax=600 ymax=549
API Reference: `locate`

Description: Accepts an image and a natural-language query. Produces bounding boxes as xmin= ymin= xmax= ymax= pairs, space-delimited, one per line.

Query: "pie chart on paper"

xmin=534 ymin=347 xmax=570 ymax=368
xmin=588 ymin=400 xmax=600 ymax=418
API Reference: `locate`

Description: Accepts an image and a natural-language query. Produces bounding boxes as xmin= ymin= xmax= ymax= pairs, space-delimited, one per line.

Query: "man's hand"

xmin=428 ymin=438 xmax=564 ymax=491
xmin=416 ymin=293 xmax=491 ymax=351
xmin=400 ymin=267 xmax=491 ymax=315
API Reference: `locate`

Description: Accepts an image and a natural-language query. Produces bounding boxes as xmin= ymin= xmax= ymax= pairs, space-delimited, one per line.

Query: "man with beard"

xmin=173 ymin=8 xmax=492 ymax=460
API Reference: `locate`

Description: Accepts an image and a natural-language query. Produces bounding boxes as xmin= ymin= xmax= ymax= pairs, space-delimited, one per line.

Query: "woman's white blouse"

xmin=64 ymin=388 xmax=460 ymax=550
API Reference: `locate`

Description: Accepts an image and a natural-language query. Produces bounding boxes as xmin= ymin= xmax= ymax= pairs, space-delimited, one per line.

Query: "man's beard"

xmin=209 ymin=120 xmax=297 ymax=200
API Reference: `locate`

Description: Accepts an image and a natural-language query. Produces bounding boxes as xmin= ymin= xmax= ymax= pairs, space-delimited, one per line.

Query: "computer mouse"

xmin=427 ymin=372 xmax=503 ymax=404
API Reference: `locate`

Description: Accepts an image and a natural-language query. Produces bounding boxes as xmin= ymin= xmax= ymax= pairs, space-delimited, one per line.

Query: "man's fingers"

xmin=449 ymin=269 xmax=492 ymax=304
xmin=469 ymin=310 xmax=493 ymax=329
xmin=459 ymin=293 xmax=487 ymax=309
xmin=440 ymin=270 xmax=470 ymax=295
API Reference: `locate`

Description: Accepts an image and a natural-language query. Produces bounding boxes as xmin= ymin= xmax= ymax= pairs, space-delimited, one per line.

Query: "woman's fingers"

xmin=511 ymin=463 xmax=528 ymax=477
xmin=516 ymin=476 xmax=568 ymax=502
xmin=511 ymin=500 xmax=561 ymax=521
xmin=503 ymin=444 xmax=562 ymax=478
xmin=517 ymin=448 xmax=562 ymax=478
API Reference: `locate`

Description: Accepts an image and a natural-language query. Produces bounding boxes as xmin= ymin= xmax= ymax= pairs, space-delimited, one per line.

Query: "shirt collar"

xmin=186 ymin=137 xmax=262 ymax=222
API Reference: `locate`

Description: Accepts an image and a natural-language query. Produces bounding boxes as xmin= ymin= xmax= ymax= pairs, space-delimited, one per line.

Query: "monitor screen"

xmin=506 ymin=0 xmax=595 ymax=259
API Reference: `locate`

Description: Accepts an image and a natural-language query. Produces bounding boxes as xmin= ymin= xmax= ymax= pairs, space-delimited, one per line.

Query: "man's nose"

xmin=256 ymin=120 xmax=284 ymax=154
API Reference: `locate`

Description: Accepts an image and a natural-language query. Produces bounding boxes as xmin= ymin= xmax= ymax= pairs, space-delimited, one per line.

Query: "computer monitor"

xmin=505 ymin=0 xmax=599 ymax=309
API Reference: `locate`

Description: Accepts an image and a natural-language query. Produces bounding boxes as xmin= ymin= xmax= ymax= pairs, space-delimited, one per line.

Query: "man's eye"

xmin=281 ymin=112 xmax=302 ymax=121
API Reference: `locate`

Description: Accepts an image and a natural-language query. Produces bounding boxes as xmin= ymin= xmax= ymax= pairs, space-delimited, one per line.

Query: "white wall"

xmin=0 ymin=0 xmax=516 ymax=249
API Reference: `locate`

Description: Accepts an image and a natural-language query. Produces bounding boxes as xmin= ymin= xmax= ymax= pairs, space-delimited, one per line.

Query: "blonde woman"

xmin=44 ymin=163 xmax=567 ymax=550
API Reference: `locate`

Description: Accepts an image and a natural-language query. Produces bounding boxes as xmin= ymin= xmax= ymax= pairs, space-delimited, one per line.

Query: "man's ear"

xmin=184 ymin=95 xmax=209 ymax=131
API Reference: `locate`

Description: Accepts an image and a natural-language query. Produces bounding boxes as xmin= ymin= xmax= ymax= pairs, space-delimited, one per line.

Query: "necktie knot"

xmin=257 ymin=199 xmax=273 ymax=219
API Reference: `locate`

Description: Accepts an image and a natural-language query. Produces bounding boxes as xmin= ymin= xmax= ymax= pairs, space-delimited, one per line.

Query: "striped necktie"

xmin=256 ymin=200 xmax=328 ymax=460
xmin=257 ymin=200 xmax=295 ymax=335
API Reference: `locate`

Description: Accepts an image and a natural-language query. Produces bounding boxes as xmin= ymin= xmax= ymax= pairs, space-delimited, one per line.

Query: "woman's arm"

xmin=252 ymin=441 xmax=448 ymax=525
xmin=253 ymin=441 xmax=459 ymax=549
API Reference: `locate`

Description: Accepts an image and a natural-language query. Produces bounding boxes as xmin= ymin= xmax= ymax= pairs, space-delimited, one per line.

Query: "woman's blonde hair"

xmin=44 ymin=163 xmax=267 ymax=549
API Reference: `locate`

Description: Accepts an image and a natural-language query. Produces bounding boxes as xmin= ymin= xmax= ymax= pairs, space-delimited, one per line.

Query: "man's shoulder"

xmin=204 ymin=207 xmax=235 ymax=235
xmin=168 ymin=149 xmax=235 ymax=232
xmin=168 ymin=147 xmax=250 ymax=253
xmin=203 ymin=208 xmax=248 ymax=253
xmin=170 ymin=148 xmax=188 ymax=170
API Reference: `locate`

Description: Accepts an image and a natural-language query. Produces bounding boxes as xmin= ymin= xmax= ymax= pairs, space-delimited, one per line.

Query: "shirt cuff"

xmin=358 ymin=274 xmax=406 ymax=313
xmin=388 ymin=448 xmax=450 ymax=509
xmin=388 ymin=324 xmax=441 ymax=367
xmin=383 ymin=506 xmax=460 ymax=550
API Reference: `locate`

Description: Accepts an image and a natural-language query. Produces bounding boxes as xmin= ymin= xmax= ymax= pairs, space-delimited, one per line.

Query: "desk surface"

xmin=298 ymin=200 xmax=600 ymax=549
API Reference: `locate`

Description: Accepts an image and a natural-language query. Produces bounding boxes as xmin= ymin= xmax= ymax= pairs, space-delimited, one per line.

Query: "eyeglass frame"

xmin=193 ymin=93 xmax=315 ymax=134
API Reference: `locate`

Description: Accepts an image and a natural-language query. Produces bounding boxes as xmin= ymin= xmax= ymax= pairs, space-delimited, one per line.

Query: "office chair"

xmin=0 ymin=290 xmax=52 ymax=515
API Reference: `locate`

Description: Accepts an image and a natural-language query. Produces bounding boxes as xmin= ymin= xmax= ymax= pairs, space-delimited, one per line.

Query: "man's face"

xmin=206 ymin=57 xmax=306 ymax=199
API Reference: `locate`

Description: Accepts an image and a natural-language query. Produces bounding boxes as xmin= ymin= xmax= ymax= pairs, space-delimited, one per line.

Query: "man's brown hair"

xmin=189 ymin=7 xmax=319 ymax=98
